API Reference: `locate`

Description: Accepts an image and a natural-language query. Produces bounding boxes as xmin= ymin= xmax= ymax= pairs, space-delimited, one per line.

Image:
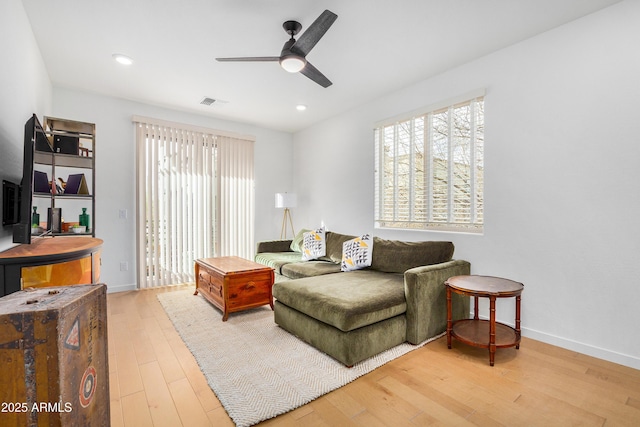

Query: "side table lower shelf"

xmin=451 ymin=319 xmax=519 ymax=349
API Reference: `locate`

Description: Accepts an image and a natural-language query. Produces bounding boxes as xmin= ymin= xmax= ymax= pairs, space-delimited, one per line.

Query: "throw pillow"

xmin=289 ymin=228 xmax=309 ymax=253
xmin=301 ymin=228 xmax=326 ymax=261
xmin=341 ymin=234 xmax=373 ymax=272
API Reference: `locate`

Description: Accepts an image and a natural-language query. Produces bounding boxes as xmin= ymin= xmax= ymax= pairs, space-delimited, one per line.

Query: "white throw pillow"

xmin=301 ymin=227 xmax=326 ymax=261
xmin=341 ymin=234 xmax=373 ymax=272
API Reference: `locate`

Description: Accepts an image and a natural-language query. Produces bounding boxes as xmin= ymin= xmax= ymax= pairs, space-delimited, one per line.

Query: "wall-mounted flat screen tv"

xmin=13 ymin=114 xmax=48 ymax=244
xmin=2 ymin=180 xmax=20 ymax=226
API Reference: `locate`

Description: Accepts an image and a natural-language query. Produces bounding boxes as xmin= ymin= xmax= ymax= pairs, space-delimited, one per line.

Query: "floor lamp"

xmin=275 ymin=193 xmax=296 ymax=240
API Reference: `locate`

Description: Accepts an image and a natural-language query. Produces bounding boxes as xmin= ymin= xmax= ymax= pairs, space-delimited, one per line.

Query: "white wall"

xmin=293 ymin=0 xmax=640 ymax=369
xmin=0 ymin=0 xmax=52 ymax=251
xmin=53 ymin=88 xmax=293 ymax=293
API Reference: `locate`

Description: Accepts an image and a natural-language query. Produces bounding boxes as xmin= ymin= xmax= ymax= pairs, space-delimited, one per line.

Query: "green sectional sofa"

xmin=255 ymin=231 xmax=470 ymax=366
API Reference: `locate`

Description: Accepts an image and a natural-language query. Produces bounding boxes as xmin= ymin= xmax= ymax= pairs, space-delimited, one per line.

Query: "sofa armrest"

xmin=404 ymin=259 xmax=471 ymax=344
xmin=256 ymin=240 xmax=294 ymax=254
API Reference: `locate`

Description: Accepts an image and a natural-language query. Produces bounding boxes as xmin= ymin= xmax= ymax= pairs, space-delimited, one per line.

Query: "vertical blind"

xmin=217 ymin=135 xmax=255 ymax=258
xmin=134 ymin=116 xmax=255 ymax=288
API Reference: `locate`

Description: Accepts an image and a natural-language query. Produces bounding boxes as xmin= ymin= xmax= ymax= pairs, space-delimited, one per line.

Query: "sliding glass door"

xmin=134 ymin=117 xmax=254 ymax=288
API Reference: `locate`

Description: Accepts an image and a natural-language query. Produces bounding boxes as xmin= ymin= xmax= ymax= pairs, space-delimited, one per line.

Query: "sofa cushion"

xmin=302 ymin=228 xmax=326 ymax=260
xmin=370 ymin=238 xmax=454 ymax=273
xmin=254 ymin=252 xmax=303 ymax=274
xmin=272 ymin=270 xmax=406 ymax=332
xmin=281 ymin=261 xmax=342 ymax=279
xmin=256 ymin=239 xmax=294 ymax=254
xmin=341 ymin=234 xmax=373 ymax=272
xmin=323 ymin=231 xmax=357 ymax=263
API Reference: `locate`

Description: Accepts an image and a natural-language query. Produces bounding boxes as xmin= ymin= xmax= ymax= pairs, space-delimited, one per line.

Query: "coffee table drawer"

xmin=227 ymin=274 xmax=272 ymax=309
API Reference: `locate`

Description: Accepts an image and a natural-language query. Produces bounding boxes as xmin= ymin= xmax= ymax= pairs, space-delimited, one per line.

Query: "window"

xmin=374 ymin=93 xmax=484 ymax=232
xmin=134 ymin=116 xmax=255 ymax=288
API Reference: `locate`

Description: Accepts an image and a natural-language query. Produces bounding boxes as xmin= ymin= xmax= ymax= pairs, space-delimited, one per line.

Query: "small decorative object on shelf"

xmin=32 ymin=206 xmax=39 ymax=226
xmin=71 ymin=225 xmax=87 ymax=234
xmin=47 ymin=207 xmax=62 ymax=233
xmin=79 ymin=208 xmax=90 ymax=229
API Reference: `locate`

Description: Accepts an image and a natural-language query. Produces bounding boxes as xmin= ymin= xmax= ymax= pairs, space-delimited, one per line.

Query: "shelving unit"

xmin=32 ymin=116 xmax=95 ymax=236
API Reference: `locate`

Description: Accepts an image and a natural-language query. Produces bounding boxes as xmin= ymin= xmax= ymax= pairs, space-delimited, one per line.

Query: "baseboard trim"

xmin=106 ymin=283 xmax=137 ymax=293
xmin=522 ymin=327 xmax=640 ymax=370
xmin=472 ymin=312 xmax=640 ymax=370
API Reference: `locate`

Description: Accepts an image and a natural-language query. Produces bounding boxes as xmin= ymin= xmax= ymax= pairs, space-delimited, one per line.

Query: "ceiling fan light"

xmin=280 ymin=55 xmax=306 ymax=73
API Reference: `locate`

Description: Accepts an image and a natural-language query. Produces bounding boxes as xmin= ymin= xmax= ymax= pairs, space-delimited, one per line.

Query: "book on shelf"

xmin=33 ymin=170 xmax=50 ymax=193
xmin=64 ymin=174 xmax=89 ymax=195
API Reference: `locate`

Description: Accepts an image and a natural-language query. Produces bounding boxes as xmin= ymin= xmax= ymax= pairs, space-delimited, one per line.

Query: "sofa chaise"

xmin=255 ymin=230 xmax=470 ymax=366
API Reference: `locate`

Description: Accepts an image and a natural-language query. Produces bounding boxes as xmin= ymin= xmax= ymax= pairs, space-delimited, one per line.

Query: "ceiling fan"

xmin=216 ymin=10 xmax=338 ymax=88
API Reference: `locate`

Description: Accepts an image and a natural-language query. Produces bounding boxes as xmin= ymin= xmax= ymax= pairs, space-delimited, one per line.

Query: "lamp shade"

xmin=275 ymin=193 xmax=297 ymax=208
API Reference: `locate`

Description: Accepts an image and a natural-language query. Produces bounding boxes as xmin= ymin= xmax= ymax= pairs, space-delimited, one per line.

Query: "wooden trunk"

xmin=0 ymin=284 xmax=109 ymax=426
xmin=195 ymin=256 xmax=274 ymax=321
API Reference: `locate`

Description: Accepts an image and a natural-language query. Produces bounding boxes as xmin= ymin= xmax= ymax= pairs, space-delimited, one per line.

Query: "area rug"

xmin=157 ymin=290 xmax=442 ymax=427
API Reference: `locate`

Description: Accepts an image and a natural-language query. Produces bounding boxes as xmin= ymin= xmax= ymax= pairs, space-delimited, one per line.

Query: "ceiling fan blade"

xmin=216 ymin=56 xmax=280 ymax=62
xmin=290 ymin=10 xmax=337 ymax=57
xmin=300 ymin=61 xmax=332 ymax=88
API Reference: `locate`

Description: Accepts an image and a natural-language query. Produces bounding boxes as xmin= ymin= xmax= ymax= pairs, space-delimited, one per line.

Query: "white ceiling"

xmin=22 ymin=0 xmax=620 ymax=133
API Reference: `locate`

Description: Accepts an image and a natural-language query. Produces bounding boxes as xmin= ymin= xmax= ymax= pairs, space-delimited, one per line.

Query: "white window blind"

xmin=374 ymin=93 xmax=484 ymax=232
xmin=217 ymin=135 xmax=255 ymax=258
xmin=134 ymin=116 xmax=255 ymax=288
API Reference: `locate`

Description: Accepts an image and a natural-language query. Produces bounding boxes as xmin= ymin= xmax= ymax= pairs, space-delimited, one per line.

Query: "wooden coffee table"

xmin=194 ymin=256 xmax=274 ymax=321
xmin=445 ymin=275 xmax=524 ymax=366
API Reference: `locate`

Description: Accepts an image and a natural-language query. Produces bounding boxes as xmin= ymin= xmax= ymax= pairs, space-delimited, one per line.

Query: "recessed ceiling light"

xmin=112 ymin=53 xmax=133 ymax=65
xmin=296 ymin=104 xmax=307 ymax=111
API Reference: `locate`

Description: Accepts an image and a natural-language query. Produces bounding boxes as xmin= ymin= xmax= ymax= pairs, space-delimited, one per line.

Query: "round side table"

xmin=445 ymin=275 xmax=524 ymax=366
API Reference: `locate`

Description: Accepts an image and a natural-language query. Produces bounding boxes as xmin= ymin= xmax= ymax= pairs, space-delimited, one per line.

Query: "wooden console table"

xmin=445 ymin=275 xmax=524 ymax=366
xmin=0 ymin=237 xmax=102 ymax=297
xmin=194 ymin=256 xmax=274 ymax=321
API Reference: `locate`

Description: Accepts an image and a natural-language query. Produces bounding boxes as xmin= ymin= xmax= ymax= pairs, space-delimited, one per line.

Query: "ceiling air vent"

xmin=200 ymin=97 xmax=216 ymax=106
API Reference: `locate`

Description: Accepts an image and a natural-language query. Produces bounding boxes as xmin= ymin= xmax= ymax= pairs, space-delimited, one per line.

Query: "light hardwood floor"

xmin=108 ymin=285 xmax=640 ymax=426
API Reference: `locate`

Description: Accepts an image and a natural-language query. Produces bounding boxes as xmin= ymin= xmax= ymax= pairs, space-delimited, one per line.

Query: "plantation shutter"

xmin=374 ymin=90 xmax=484 ymax=232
